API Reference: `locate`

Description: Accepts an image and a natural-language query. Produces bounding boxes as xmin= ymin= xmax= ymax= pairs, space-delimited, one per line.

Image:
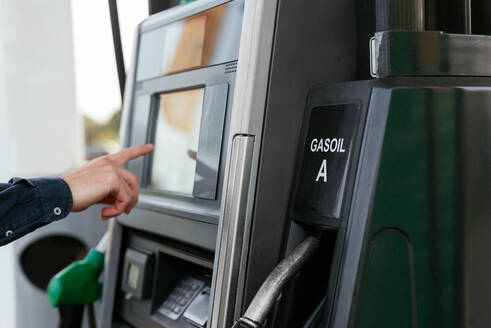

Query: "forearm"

xmin=0 ymin=177 xmax=73 ymax=246
xmin=0 ymin=144 xmax=152 ymax=246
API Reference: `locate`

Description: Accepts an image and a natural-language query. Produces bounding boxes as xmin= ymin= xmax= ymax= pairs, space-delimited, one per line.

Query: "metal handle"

xmin=232 ymin=236 xmax=321 ymax=328
xmin=210 ymin=135 xmax=255 ymax=328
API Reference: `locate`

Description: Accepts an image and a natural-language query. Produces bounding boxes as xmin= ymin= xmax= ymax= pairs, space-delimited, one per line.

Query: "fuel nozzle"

xmin=48 ymin=233 xmax=108 ymax=307
xmin=47 ymin=232 xmax=109 ymax=328
xmin=232 ymin=236 xmax=320 ymax=328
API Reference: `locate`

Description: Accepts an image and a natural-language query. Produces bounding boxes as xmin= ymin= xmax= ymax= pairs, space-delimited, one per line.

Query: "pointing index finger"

xmin=108 ymin=144 xmax=154 ymax=166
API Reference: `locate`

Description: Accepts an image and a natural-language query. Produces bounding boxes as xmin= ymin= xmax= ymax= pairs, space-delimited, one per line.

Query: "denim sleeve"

xmin=0 ymin=177 xmax=73 ymax=246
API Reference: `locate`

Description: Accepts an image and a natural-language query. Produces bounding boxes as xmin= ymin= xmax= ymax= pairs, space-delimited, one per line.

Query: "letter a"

xmin=315 ymin=159 xmax=328 ymax=182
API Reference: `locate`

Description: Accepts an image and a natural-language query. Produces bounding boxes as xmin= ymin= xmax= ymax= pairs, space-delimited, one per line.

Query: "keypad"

xmin=158 ymin=277 xmax=204 ymax=320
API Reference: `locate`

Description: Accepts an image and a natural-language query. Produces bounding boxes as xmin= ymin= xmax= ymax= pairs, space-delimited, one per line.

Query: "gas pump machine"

xmin=95 ymin=0 xmax=491 ymax=327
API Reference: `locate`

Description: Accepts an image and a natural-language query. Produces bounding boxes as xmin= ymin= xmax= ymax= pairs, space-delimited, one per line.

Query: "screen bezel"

xmin=142 ymin=82 xmax=229 ymax=202
xmin=144 ymin=85 xmax=206 ymax=198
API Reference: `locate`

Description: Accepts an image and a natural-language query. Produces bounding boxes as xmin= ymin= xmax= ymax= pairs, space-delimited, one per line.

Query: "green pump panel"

xmin=353 ymin=84 xmax=463 ymax=328
xmin=284 ymin=76 xmax=491 ymax=327
xmin=282 ymin=31 xmax=491 ymax=326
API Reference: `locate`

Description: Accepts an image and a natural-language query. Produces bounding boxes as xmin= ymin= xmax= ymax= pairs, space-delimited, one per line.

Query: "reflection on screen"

xmin=137 ymin=0 xmax=244 ymax=81
xmin=150 ymin=88 xmax=204 ymax=195
xmin=162 ymin=15 xmax=207 ymax=75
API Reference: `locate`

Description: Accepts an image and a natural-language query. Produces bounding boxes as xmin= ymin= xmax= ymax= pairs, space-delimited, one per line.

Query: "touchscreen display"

xmin=149 ymin=88 xmax=204 ymax=195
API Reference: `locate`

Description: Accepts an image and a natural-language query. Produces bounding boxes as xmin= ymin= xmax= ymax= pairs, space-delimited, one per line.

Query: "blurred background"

xmin=0 ymin=0 xmax=148 ymax=326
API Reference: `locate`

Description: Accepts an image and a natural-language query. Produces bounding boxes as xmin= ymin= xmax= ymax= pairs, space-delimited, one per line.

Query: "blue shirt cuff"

xmin=29 ymin=177 xmax=73 ymax=222
xmin=0 ymin=177 xmax=73 ymax=246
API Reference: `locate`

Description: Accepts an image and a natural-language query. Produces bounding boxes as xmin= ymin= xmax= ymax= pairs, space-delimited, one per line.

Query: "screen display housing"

xmin=120 ymin=0 xmax=243 ymax=227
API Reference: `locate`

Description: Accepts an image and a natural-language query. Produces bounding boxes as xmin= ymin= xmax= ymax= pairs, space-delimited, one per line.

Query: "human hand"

xmin=61 ymin=144 xmax=154 ymax=220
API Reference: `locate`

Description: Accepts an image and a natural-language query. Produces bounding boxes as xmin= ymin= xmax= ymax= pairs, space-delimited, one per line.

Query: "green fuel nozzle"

xmin=47 ymin=249 xmax=104 ymax=306
xmin=47 ymin=233 xmax=108 ymax=307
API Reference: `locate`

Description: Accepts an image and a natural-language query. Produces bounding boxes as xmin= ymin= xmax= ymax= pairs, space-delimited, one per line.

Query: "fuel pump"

xmin=233 ymin=1 xmax=491 ymax=327
xmin=56 ymin=0 xmax=491 ymax=327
